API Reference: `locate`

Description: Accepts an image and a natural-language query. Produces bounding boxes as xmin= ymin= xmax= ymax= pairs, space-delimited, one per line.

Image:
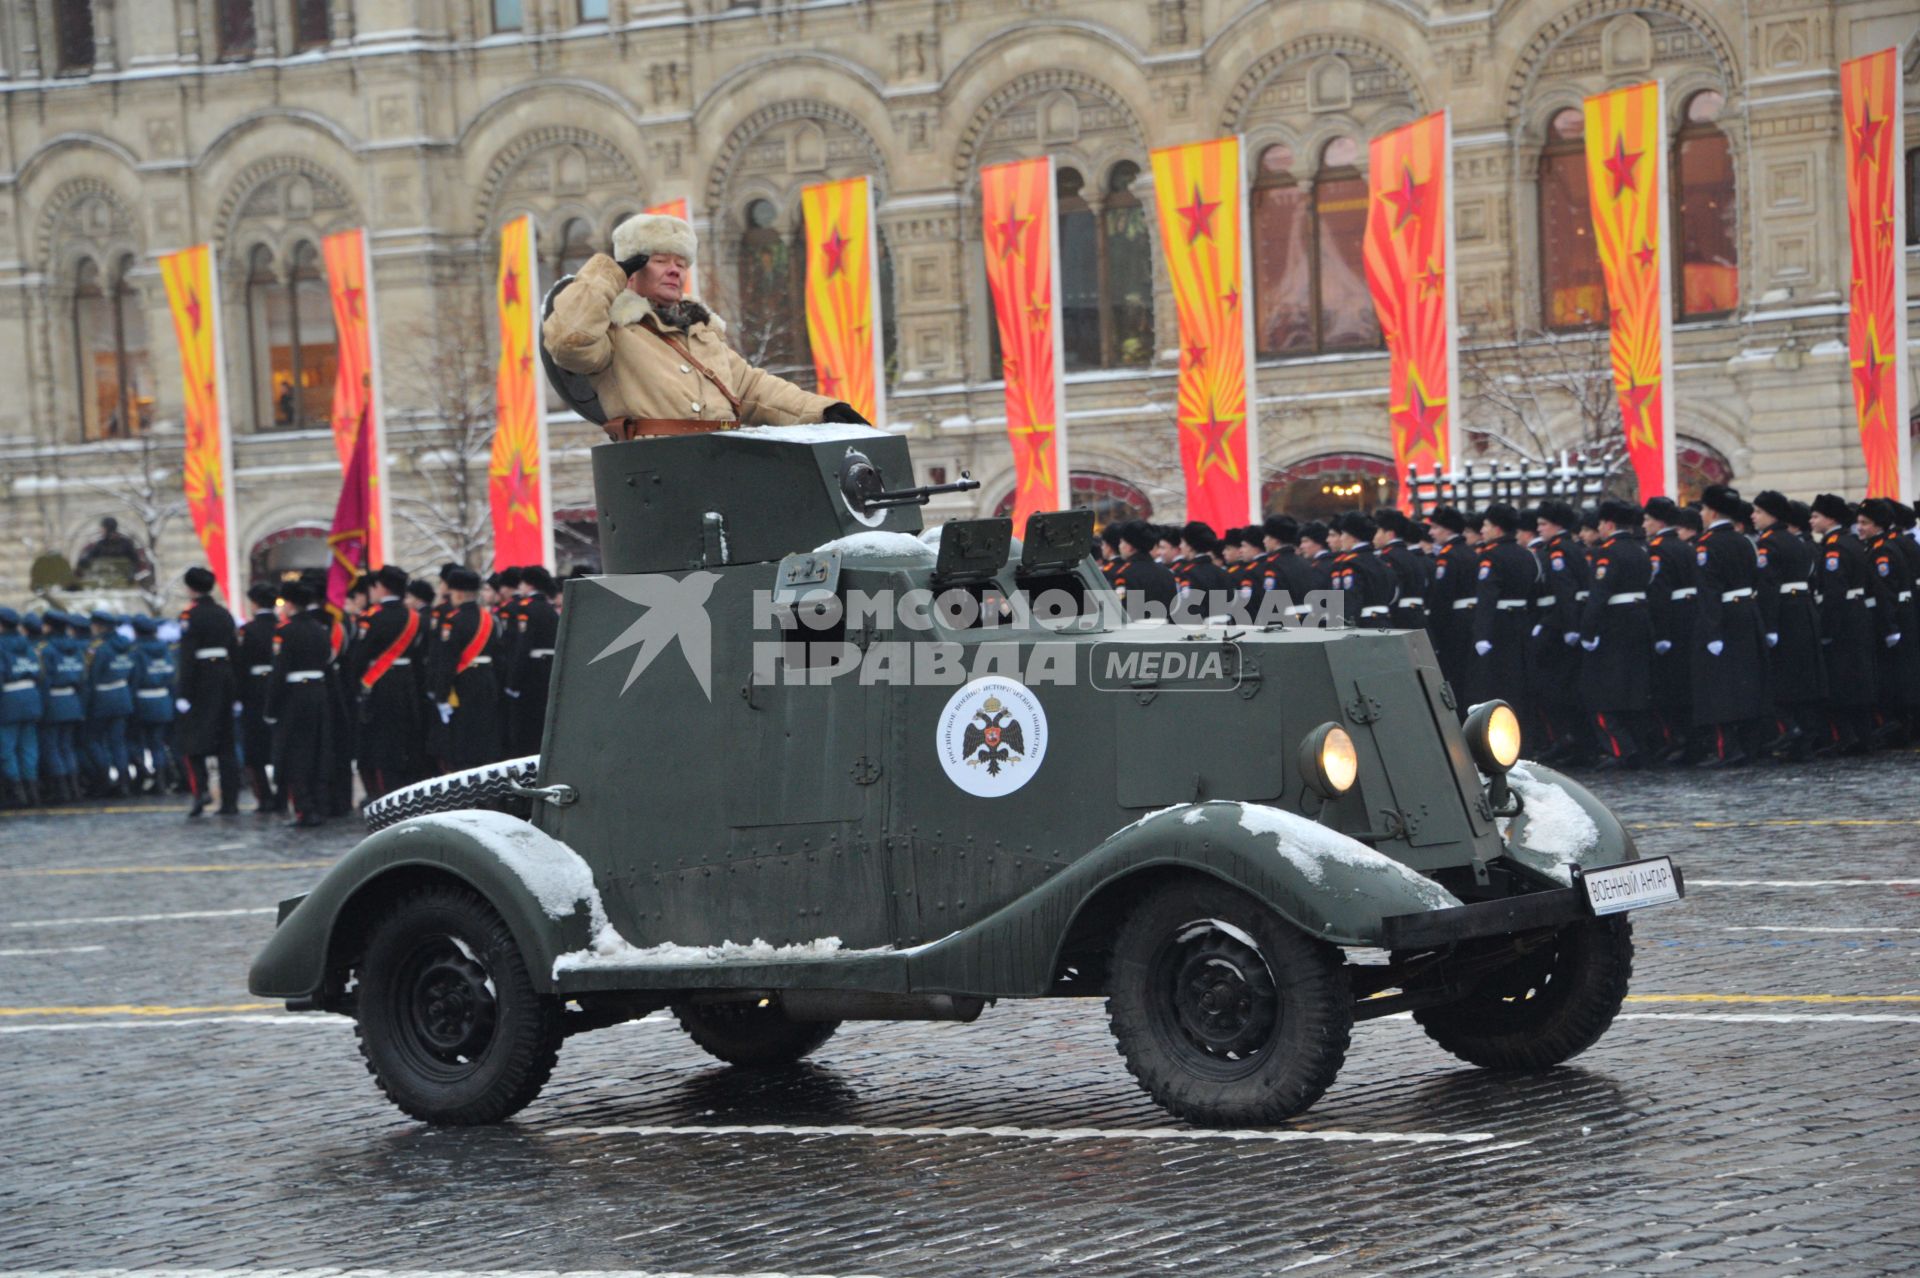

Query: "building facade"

xmin=0 ymin=0 xmax=1916 ymax=605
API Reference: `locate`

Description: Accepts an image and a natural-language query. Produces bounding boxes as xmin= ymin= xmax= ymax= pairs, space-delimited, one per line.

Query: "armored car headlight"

xmin=1299 ymin=723 xmax=1358 ymax=799
xmin=1465 ymin=700 xmax=1523 ymax=773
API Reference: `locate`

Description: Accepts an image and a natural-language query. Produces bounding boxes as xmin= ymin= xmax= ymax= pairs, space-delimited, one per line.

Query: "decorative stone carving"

xmin=1308 ymin=56 xmax=1353 ymax=113
xmin=788 ymin=121 xmax=828 ymax=173
xmin=1602 ymin=15 xmax=1653 ymax=74
xmin=1037 ymin=91 xmax=1081 ymax=145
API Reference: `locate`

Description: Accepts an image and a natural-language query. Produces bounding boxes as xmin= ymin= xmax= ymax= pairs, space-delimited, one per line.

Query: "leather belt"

xmin=1574 ymin=590 xmax=1590 ymax=601
xmin=606 ymin=417 xmax=741 ymax=440
xmin=1608 ymin=592 xmax=1647 ymax=605
xmin=285 ymin=670 xmax=325 ymax=683
xmin=195 ymin=648 xmax=230 ymax=659
xmin=1360 ymin=606 xmax=1390 ymax=618
xmin=1451 ymin=598 xmax=1476 ymax=610
xmin=527 ymin=648 xmax=555 ymax=658
xmin=1846 ymin=588 xmax=1865 ymax=599
xmin=3 ymin=678 xmax=35 ymax=692
xmin=96 ymin=680 xmax=127 ymax=691
xmin=388 ymin=657 xmax=412 ymax=667
xmin=249 ymin=664 xmax=273 ymax=676
xmin=1535 ymin=595 xmax=1556 ymax=606
xmin=1496 ymin=599 xmax=1529 ymax=610
xmin=1778 ymin=582 xmax=1809 ymax=594
xmin=1721 ymin=588 xmax=1754 ymax=601
xmin=49 ymin=686 xmax=76 ymax=696
xmin=136 ymin=687 xmax=169 ymax=698
xmin=1670 ymin=588 xmax=1697 ymax=600
xmin=1397 ymin=597 xmax=1425 ymax=608
xmin=465 ymin=655 xmax=493 ymax=664
xmin=1902 ymin=592 xmax=1914 ymax=603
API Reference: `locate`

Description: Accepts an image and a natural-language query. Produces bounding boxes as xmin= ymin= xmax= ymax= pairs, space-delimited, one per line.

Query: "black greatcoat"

xmin=172 ymin=595 xmax=238 ymax=756
xmin=1689 ymin=521 xmax=1770 ymax=726
xmin=1578 ymin=532 xmax=1652 ymax=713
xmin=1426 ymin=535 xmax=1476 ymax=702
xmin=1866 ymin=533 xmax=1920 ymax=710
xmin=237 ymin=608 xmax=278 ymax=769
xmin=1109 ymin=555 xmax=1178 ymax=613
xmin=350 ymin=598 xmax=424 ymax=775
xmin=1257 ymin=547 xmax=1321 ymax=621
xmin=1814 ymin=529 xmax=1878 ymax=709
xmin=1468 ymin=536 xmax=1537 ymax=709
xmin=507 ymin=594 xmax=560 ymax=756
xmin=429 ymin=601 xmax=503 ymax=770
xmin=268 ymin=611 xmax=333 ymax=818
xmin=1530 ymin=534 xmax=1589 ymax=712
xmin=1175 ymin=557 xmax=1235 ymax=622
xmin=1645 ymin=529 xmax=1698 ymax=717
xmin=1754 ymin=528 xmax=1826 ymax=707
xmin=1334 ymin=543 xmax=1397 ymax=628
xmin=1380 ymin=541 xmax=1428 ymax=630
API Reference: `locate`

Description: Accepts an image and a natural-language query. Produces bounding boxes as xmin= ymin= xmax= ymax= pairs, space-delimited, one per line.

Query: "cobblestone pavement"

xmin=2 ymin=756 xmax=1917 ymax=1276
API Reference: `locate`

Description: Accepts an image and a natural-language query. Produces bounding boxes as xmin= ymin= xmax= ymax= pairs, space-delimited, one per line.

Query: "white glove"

xmin=1707 ymin=639 xmax=1724 ymax=656
xmin=1766 ymin=633 xmax=1779 ymax=649
xmin=437 ymin=702 xmax=453 ymax=724
xmin=504 ymin=688 xmax=521 ymax=699
xmin=1474 ymin=640 xmax=1493 ymax=656
xmin=231 ymin=700 xmax=242 ymax=714
xmin=1531 ymin=624 xmax=1543 ymax=638
xmin=1581 ymin=637 xmax=1599 ymax=652
xmin=174 ymin=698 xmax=190 ymax=714
xmin=1563 ymin=630 xmax=1580 ymax=646
xmin=1654 ymin=640 xmax=1672 ymax=655
xmin=264 ymin=716 xmax=277 ymax=726
xmin=1887 ymin=632 xmax=1903 ymax=649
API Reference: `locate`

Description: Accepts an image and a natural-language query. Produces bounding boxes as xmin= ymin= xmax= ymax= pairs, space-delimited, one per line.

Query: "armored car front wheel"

xmin=671 ymin=1000 xmax=839 ymax=1067
xmin=1412 ymin=915 xmax=1633 ymax=1070
xmin=1106 ymin=879 xmax=1352 ymax=1125
xmin=354 ymin=884 xmax=564 ymax=1125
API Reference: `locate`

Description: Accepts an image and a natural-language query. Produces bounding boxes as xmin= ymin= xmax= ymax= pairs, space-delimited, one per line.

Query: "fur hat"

xmin=445 ymin=567 xmax=483 ymax=592
xmin=1596 ymin=498 xmax=1642 ymax=528
xmin=1180 ymin=520 xmax=1219 ymax=553
xmin=1752 ymin=490 xmax=1792 ymax=522
xmin=1642 ymin=495 xmax=1680 ymax=524
xmin=1809 ymin=493 xmax=1852 ymax=525
xmin=1699 ymin=484 xmax=1745 ymax=518
xmin=1337 ymin=511 xmax=1378 ymax=540
xmin=1536 ymin=499 xmax=1578 ymax=531
xmin=1786 ymin=500 xmax=1813 ymax=531
xmin=248 ymin=582 xmax=279 ymax=609
xmin=612 ymin=212 xmax=696 ymax=271
xmin=1117 ymin=520 xmax=1158 ymax=557
xmin=1857 ymin=497 xmax=1899 ymax=530
xmin=1429 ymin=505 xmax=1467 ymax=534
xmin=522 ymin=565 xmax=557 ymax=594
xmin=1298 ymin=520 xmax=1330 ymax=546
xmin=280 ymin=580 xmax=315 ymax=608
xmin=375 ymin=565 xmax=410 ymax=595
xmin=406 ymin=580 xmax=438 ymax=606
xmin=1674 ymin=507 xmax=1704 ymax=532
xmin=182 ymin=566 xmax=217 ymax=593
xmin=1481 ymin=503 xmax=1520 ymax=534
xmin=1262 ymin=514 xmax=1298 ymax=544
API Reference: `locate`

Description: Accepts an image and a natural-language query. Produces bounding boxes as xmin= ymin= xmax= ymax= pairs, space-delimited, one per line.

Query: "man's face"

xmin=1676 ymin=525 xmax=1696 ymax=542
xmin=1810 ymin=513 xmax=1835 ymax=535
xmin=1858 ymin=517 xmax=1884 ymax=540
xmin=629 ymin=254 xmax=689 ymax=306
xmin=405 ymin=595 xmax=424 ymax=613
xmin=1752 ymin=508 xmax=1776 ymax=531
xmin=1578 ymin=526 xmax=1599 ymax=547
xmin=1480 ymin=520 xmax=1502 ymax=542
xmin=1372 ymin=527 xmax=1393 ymax=550
xmin=1302 ymin=536 xmax=1326 ymax=557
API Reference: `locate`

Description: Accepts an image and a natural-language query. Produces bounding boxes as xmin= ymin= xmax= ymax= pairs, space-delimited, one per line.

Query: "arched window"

xmin=111 ymin=257 xmax=153 ymax=437
xmin=246 ymin=244 xmax=336 ymax=431
xmin=53 ymin=0 xmax=95 ymax=73
xmin=245 ymin=246 xmax=282 ymax=429
xmin=1056 ymin=167 xmax=1100 ymax=370
xmin=1252 ymin=143 xmax=1312 ymax=354
xmin=1540 ymin=107 xmax=1608 ymax=331
xmin=72 ymin=257 xmax=151 ymax=442
xmin=293 ymin=0 xmax=331 ymax=50
xmin=1905 ymin=147 xmax=1919 ymax=247
xmin=1313 ymin=137 xmax=1379 ymax=351
xmin=290 ymin=243 xmax=337 ymax=429
xmin=1103 ymin=161 xmax=1153 ymax=367
xmin=216 ymin=1 xmax=257 ymax=60
xmin=737 ymin=198 xmax=809 ymax=373
xmin=1674 ymin=91 xmax=1738 ymax=318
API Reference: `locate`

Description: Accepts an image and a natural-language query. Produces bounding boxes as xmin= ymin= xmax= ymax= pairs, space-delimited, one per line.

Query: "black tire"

xmin=671 ymin=1001 xmax=840 ymax=1068
xmin=355 ymin=883 xmax=564 ymax=1124
xmin=1412 ymin=915 xmax=1633 ymax=1069
xmin=1106 ymin=879 xmax=1352 ymax=1125
xmin=363 ymin=756 xmax=539 ymax=832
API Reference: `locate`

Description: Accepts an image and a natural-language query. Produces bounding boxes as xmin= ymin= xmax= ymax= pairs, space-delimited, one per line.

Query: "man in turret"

xmin=542 ymin=210 xmax=868 ymax=441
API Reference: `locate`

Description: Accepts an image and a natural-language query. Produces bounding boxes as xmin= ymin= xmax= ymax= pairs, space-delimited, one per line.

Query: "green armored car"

xmin=249 ymin=425 xmax=1683 ymax=1127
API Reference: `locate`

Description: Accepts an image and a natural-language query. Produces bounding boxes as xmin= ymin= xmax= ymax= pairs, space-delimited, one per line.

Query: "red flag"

xmin=326 ymin=406 xmax=371 ymax=608
xmin=1842 ymin=49 xmax=1911 ymax=499
xmin=801 ymin=177 xmax=884 ymax=425
xmin=321 ymin=229 xmax=384 ymax=608
xmin=491 ymin=215 xmax=552 ymax=569
xmin=981 ymin=157 xmax=1069 ymax=535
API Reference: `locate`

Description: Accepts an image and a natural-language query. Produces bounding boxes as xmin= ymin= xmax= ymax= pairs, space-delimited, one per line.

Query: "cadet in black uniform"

xmin=404 ymin=579 xmax=440 ymax=779
xmin=268 ymin=581 xmax=333 ymax=828
xmin=236 ymin=582 xmax=283 ymax=812
xmin=1857 ymin=498 xmax=1919 ymax=745
xmin=349 ymin=565 xmax=424 ymax=799
xmin=1642 ymin=497 xmax=1698 ymax=761
xmin=1372 ymin=509 xmax=1428 ymax=631
xmin=1751 ymin=491 xmax=1825 ymax=757
xmin=507 ymin=566 xmax=562 ymax=756
xmin=1299 ymin=521 xmax=1336 ymax=591
xmin=430 ymin=567 xmax=504 ymax=770
xmin=1108 ymin=521 xmax=1178 ymax=616
xmin=174 ymin=567 xmax=241 ymax=817
xmin=1174 ymin=523 xmax=1234 ymax=622
xmin=1330 ymin=513 xmax=1396 ymax=628
xmin=1577 ymin=500 xmax=1653 ymax=767
xmin=1690 ymin=486 xmax=1770 ymax=766
xmin=1425 ymin=506 xmax=1476 ymax=704
xmin=1256 ymin=515 xmax=1320 ymax=624
xmin=1532 ymin=501 xmax=1592 ymax=764
xmin=1469 ymin=503 xmax=1537 ymax=711
xmin=1808 ymin=494 xmax=1877 ymax=753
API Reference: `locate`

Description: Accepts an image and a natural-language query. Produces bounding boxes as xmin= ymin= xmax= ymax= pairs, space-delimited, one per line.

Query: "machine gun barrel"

xmin=861 ymin=473 xmax=982 ymax=509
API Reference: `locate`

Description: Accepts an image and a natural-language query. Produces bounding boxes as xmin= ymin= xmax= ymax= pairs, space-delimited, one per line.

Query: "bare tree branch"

xmin=78 ymin=427 xmax=189 ymax=611
xmin=390 ymin=289 xmax=496 ymax=569
xmin=1459 ymin=320 xmax=1630 ymax=492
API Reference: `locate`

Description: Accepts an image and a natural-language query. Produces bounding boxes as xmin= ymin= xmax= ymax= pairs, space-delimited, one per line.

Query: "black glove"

xmin=821 ymin=401 xmax=870 ymax=426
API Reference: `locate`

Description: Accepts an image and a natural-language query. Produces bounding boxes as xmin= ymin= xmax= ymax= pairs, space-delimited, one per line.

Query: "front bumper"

xmin=1377 ymin=862 xmax=1685 ymax=950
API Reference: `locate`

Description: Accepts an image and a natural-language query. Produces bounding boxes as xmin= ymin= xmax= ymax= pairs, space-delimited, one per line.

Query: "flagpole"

xmin=1234 ymin=135 xmax=1262 ymax=522
xmin=1650 ymin=81 xmax=1677 ymax=499
xmin=527 ymin=220 xmax=554 ymax=571
xmin=1892 ymin=73 xmax=1913 ymax=503
xmin=357 ymin=230 xmax=390 ymax=569
xmin=865 ymin=180 xmax=888 ymax=430
xmin=1440 ymin=108 xmax=1461 ymax=478
xmin=1044 ymin=155 xmax=1069 ymax=511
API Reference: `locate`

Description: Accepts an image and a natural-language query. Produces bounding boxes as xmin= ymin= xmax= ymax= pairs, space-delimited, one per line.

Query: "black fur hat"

xmin=1699 ymin=484 xmax=1745 ymax=518
xmin=1481 ymin=503 xmax=1520 ymax=533
xmin=1752 ymin=490 xmax=1792 ymax=522
xmin=1810 ymin=493 xmax=1853 ymax=525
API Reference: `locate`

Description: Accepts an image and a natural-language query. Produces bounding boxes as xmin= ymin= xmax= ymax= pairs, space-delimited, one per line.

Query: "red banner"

xmin=1843 ymin=49 xmax=1911 ymax=500
xmin=1584 ymin=82 xmax=1676 ymax=499
xmin=801 ymin=176 xmax=884 ymax=425
xmin=981 ymin=157 xmax=1069 ymax=535
xmin=490 ymin=215 xmax=552 ymax=569
xmin=1150 ymin=136 xmax=1258 ymax=530
xmin=1363 ymin=110 xmax=1458 ymax=496
xmin=321 ymin=229 xmax=385 ymax=607
xmin=158 ymin=245 xmax=241 ymax=608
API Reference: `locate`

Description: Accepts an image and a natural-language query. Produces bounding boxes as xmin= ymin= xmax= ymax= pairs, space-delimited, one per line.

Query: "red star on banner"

xmin=1852 ymin=107 xmax=1884 ymax=167
xmin=1603 ymin=136 xmax=1642 ymax=198
xmin=342 ymin=285 xmax=364 ymax=320
xmin=1177 ymin=184 xmax=1219 ymax=244
xmin=1016 ymin=422 xmax=1056 ymax=493
xmin=1633 ymin=239 xmax=1657 ymax=271
xmin=186 ymin=288 xmax=202 ymax=335
xmin=1618 ymin=372 xmax=1659 ymax=447
xmin=1384 ymin=162 xmax=1429 ymax=234
xmin=1001 ymin=354 xmax=1019 ymax=378
xmin=821 ymin=227 xmax=850 ymax=277
xmin=1184 ymin=343 xmax=1207 ymax=371
xmin=1391 ymin=368 xmax=1446 ymax=459
xmin=1184 ymin=396 xmax=1243 ymax=485
xmin=1416 ymin=257 xmax=1445 ymax=299
xmin=520 ymin=351 xmax=533 ymax=376
xmin=1852 ymin=320 xmax=1892 ymax=422
xmin=1222 ymin=286 xmax=1240 ymax=311
xmin=1026 ymin=298 xmax=1050 ymax=324
xmin=818 ymin=369 xmax=840 ymax=398
xmin=993 ymin=209 xmax=1032 ymax=260
xmin=503 ymin=266 xmax=521 ymax=309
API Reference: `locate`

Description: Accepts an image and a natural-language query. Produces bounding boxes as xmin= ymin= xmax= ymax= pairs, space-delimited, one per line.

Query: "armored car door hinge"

xmin=508 ymin=781 xmax=578 ymax=807
xmin=1439 ymin=682 xmax=1458 ymax=711
xmin=1345 ymin=693 xmax=1382 ymax=724
xmin=850 ymin=756 xmax=882 ymax=785
xmin=1237 ymin=654 xmax=1261 ymax=700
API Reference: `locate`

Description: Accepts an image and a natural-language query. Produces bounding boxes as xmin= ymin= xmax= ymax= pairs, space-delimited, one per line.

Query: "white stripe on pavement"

xmin=548 ymin=1121 xmax=1519 ymax=1147
xmin=1723 ymin=925 xmax=1920 ymax=934
xmin=1 ymin=907 xmax=277 ymax=930
xmin=1689 ymin=879 xmax=1920 ymax=887
xmin=1617 ymin=1012 xmax=1920 ymax=1024
xmin=0 ymin=1015 xmax=342 ymax=1035
xmin=0 ymin=1271 xmax=882 ymax=1278
xmin=0 ymin=945 xmax=106 ymax=957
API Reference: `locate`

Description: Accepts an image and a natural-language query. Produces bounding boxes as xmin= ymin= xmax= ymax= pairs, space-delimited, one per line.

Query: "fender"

xmin=1499 ymin=761 xmax=1639 ymax=886
xmin=247 ymin=811 xmax=602 ymax=1002
xmin=905 ymin=801 xmax=1463 ymax=997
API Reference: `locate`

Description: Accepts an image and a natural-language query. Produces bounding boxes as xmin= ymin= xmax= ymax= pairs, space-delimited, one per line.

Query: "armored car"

xmin=250 ymin=426 xmax=1683 ymax=1126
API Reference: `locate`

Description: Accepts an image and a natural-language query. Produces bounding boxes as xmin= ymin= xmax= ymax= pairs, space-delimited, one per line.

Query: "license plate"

xmin=1579 ymin=857 xmax=1682 ymax=916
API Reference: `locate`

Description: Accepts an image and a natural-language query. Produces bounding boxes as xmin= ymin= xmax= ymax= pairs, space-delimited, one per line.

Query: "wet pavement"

xmin=2 ymin=755 xmax=1917 ymax=1276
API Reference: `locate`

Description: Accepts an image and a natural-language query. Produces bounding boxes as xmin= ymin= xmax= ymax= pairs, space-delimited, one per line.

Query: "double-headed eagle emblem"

xmin=961 ymin=696 xmax=1026 ymax=776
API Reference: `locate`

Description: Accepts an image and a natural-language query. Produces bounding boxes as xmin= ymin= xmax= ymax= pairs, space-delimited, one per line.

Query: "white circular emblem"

xmin=935 ymin=676 xmax=1048 ymax=798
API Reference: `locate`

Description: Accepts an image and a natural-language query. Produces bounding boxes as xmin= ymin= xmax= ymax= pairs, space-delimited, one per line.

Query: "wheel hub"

xmin=409 ymin=948 xmax=497 ymax=1059
xmin=1168 ymin=931 xmax=1277 ymax=1059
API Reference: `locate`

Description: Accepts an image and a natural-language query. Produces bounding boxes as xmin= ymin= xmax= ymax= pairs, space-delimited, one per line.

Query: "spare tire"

xmin=364 ymin=756 xmax=541 ymax=833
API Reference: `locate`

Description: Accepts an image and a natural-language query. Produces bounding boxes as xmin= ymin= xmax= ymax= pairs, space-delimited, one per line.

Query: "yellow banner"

xmin=158 ymin=245 xmax=240 ymax=607
xmin=1150 ymin=136 xmax=1257 ymax=529
xmin=981 ymin=156 xmax=1068 ymax=535
xmin=801 ymin=177 xmax=883 ymax=424
xmin=490 ymin=215 xmax=551 ymax=569
xmin=1842 ymin=49 xmax=1911 ymax=499
xmin=322 ymin=228 xmax=385 ymax=570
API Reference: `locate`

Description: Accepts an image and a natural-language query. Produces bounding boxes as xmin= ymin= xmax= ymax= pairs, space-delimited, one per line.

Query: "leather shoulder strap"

xmin=641 ymin=321 xmax=745 ymax=422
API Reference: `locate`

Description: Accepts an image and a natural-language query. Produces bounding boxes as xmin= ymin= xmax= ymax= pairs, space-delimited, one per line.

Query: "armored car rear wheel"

xmin=355 ymin=884 xmax=564 ymax=1125
xmin=1412 ymin=915 xmax=1633 ymax=1070
xmin=1106 ymin=880 xmax=1352 ymax=1125
xmin=671 ymin=1001 xmax=839 ymax=1068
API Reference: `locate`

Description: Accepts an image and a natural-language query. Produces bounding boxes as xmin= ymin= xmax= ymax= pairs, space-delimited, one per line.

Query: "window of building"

xmin=1056 ymin=166 xmax=1100 ymax=370
xmin=292 ymin=0 xmax=331 ymax=49
xmin=1539 ymin=107 xmax=1608 ymax=331
xmin=72 ymin=257 xmax=152 ymax=442
xmin=493 ymin=0 xmax=525 ymax=33
xmin=53 ymin=0 xmax=95 ymax=73
xmin=1906 ymin=148 xmax=1918 ymax=247
xmin=245 ymin=244 xmax=336 ymax=431
xmin=1250 ymin=138 xmax=1380 ymax=356
xmin=216 ymin=0 xmax=257 ymax=60
xmin=737 ymin=198 xmax=809 ymax=373
xmin=578 ymin=0 xmax=610 ymax=20
xmin=1674 ymin=90 xmax=1738 ymax=318
xmin=1102 ymin=161 xmax=1153 ymax=368
xmin=555 ymin=217 xmax=595 ymax=281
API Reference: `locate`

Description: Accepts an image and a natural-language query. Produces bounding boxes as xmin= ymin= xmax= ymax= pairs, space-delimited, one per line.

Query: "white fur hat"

xmin=612 ymin=212 xmax=696 ymax=266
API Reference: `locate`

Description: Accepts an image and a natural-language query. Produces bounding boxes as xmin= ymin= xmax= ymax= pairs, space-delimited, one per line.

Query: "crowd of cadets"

xmin=0 ymin=561 xmax=565 ymax=823
xmin=1096 ymin=485 xmax=1920 ymax=768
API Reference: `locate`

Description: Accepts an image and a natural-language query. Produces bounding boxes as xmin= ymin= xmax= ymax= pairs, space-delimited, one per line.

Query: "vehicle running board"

xmin=687 ymin=990 xmax=987 ymax=1023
